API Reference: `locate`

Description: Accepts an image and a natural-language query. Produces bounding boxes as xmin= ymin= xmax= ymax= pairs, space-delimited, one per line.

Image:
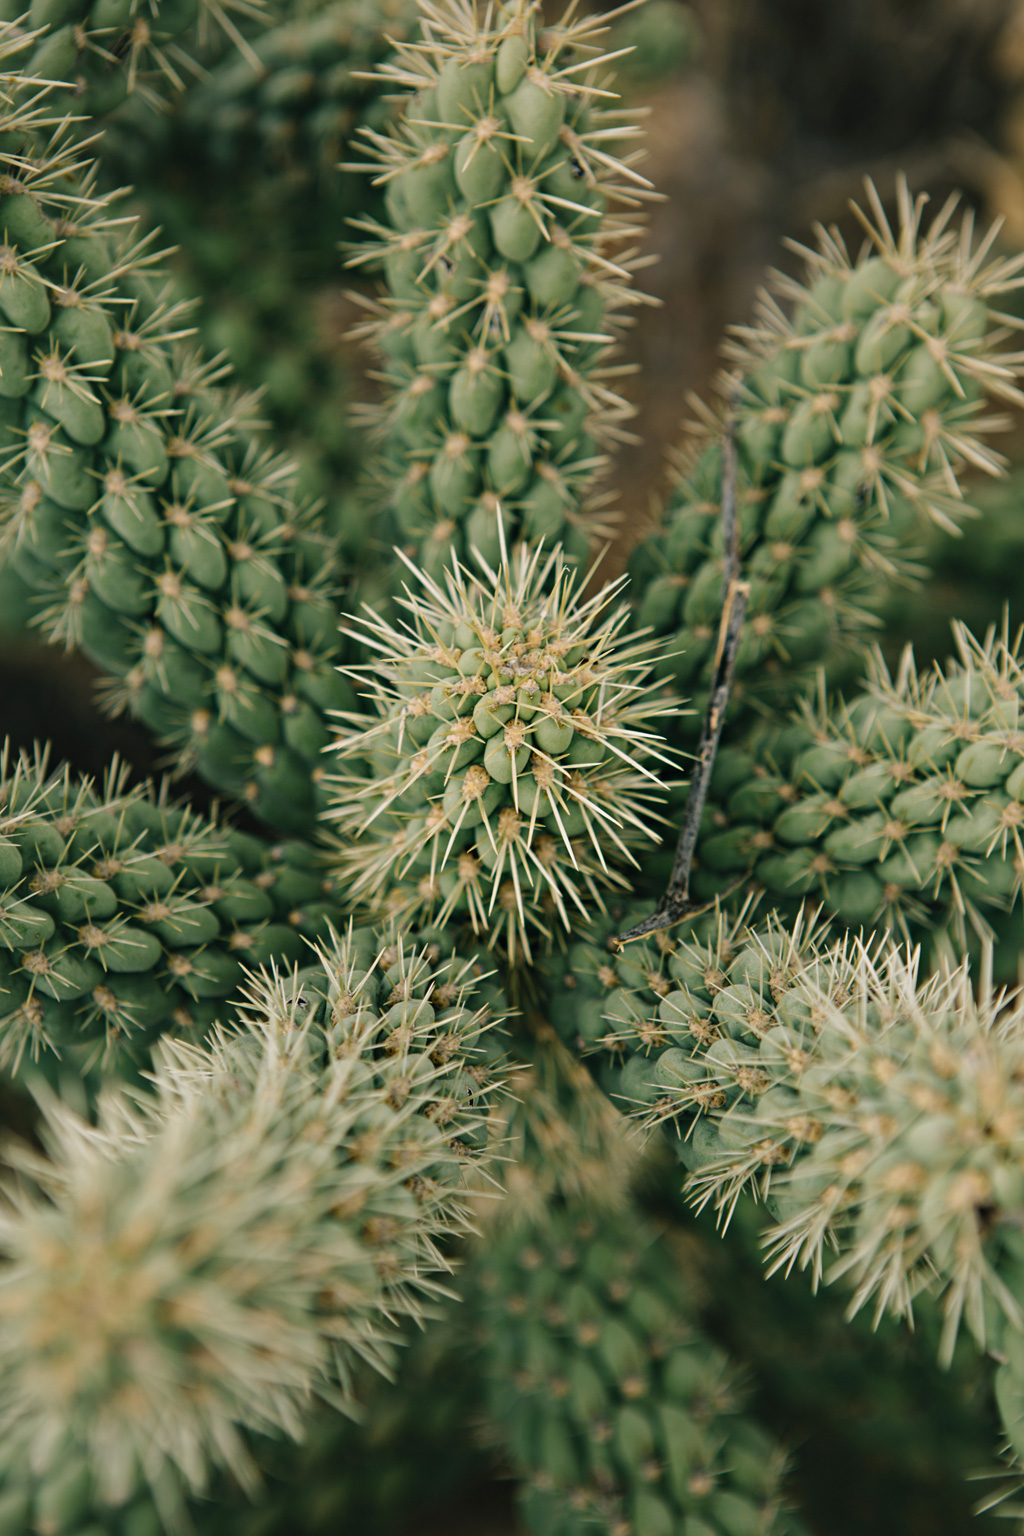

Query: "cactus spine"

xmin=329 ymin=539 xmax=677 ymax=960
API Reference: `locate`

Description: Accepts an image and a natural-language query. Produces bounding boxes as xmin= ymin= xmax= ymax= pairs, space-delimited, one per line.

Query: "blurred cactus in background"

xmin=8 ymin=1 xmax=1024 ymax=1534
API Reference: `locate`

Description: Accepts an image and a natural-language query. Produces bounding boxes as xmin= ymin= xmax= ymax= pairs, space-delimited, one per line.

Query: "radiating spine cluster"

xmin=0 ymin=75 xmax=352 ymax=835
xmin=0 ymin=744 xmax=346 ymax=1074
xmin=348 ymin=0 xmax=653 ymax=576
xmin=328 ymin=541 xmax=677 ymax=960
xmin=0 ymin=925 xmax=502 ymax=1526
xmin=473 ymin=1200 xmax=802 ymax=1536
xmin=630 ymin=183 xmax=1024 ymax=736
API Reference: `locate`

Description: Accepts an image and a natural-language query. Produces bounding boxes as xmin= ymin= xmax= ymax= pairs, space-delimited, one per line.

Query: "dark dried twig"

xmin=613 ymin=416 xmax=749 ymax=949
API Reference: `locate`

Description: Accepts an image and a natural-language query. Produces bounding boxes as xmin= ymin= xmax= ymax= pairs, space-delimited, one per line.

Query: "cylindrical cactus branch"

xmin=346 ymin=0 xmax=654 ymax=578
xmin=0 ymin=0 xmax=265 ymax=118
xmin=0 ymin=742 xmax=351 ymax=1079
xmin=688 ymin=623 xmax=1024 ymax=939
xmin=327 ymin=540 xmax=678 ymax=963
xmin=548 ymin=901 xmax=1024 ymax=1467
xmin=630 ymin=180 xmax=1024 ymax=740
xmin=472 ymin=1198 xmax=804 ymax=1536
xmin=0 ymin=71 xmax=356 ymax=836
xmin=0 ymin=925 xmax=503 ymax=1524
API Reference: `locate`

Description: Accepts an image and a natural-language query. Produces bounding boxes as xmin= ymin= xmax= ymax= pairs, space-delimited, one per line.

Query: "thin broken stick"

xmin=613 ymin=417 xmax=750 ymax=949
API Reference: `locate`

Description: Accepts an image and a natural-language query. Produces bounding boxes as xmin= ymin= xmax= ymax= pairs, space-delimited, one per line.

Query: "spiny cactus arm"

xmin=0 ymin=740 xmax=353 ymax=1076
xmin=631 ymin=179 xmax=1024 ymax=740
xmin=181 ymin=0 xmax=418 ymax=185
xmin=553 ymin=903 xmax=1024 ymax=1366
xmin=324 ymin=536 xmax=680 ymax=964
xmin=0 ymin=79 xmax=354 ymax=835
xmin=345 ymin=0 xmax=656 ymax=578
xmin=471 ymin=1198 xmax=804 ymax=1536
xmin=0 ymin=924 xmax=503 ymax=1525
xmin=0 ymin=0 xmax=269 ymax=118
xmin=689 ymin=622 xmax=1024 ymax=939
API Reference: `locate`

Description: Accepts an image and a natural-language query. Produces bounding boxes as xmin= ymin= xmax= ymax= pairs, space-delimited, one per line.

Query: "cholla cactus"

xmin=0 ymin=742 xmax=348 ymax=1075
xmin=184 ymin=0 xmax=416 ymax=190
xmin=328 ymin=538 xmax=677 ymax=960
xmin=0 ymin=926 xmax=502 ymax=1525
xmin=559 ymin=898 xmax=1024 ymax=1466
xmin=0 ymin=52 xmax=352 ymax=834
xmin=472 ymin=1199 xmax=802 ymax=1536
xmin=347 ymin=0 xmax=652 ymax=575
xmin=686 ymin=623 xmax=1024 ymax=937
xmin=8 ymin=0 xmax=1024 ymax=1529
xmin=0 ymin=0 xmax=266 ymax=114
xmin=630 ymin=182 xmax=1024 ymax=736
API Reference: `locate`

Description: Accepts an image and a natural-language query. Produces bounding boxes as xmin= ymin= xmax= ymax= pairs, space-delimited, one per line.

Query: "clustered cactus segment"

xmin=474 ymin=1199 xmax=801 ymax=1536
xmin=630 ymin=183 xmax=1024 ymax=736
xmin=347 ymin=0 xmax=653 ymax=576
xmin=561 ymin=905 xmax=1024 ymax=1389
xmin=0 ymin=0 xmax=265 ymax=115
xmin=328 ymin=539 xmax=678 ymax=960
xmin=184 ymin=0 xmax=415 ymax=193
xmin=689 ymin=623 xmax=1024 ymax=938
xmin=0 ymin=742 xmax=347 ymax=1076
xmin=0 ymin=70 xmax=354 ymax=834
xmin=0 ymin=926 xmax=502 ymax=1526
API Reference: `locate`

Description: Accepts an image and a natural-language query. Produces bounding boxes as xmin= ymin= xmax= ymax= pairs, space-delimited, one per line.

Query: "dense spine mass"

xmin=328 ymin=542 xmax=676 ymax=960
xmin=0 ymin=74 xmax=354 ymax=835
xmin=0 ymin=926 xmax=502 ymax=1525
xmin=348 ymin=0 xmax=652 ymax=576
xmin=555 ymin=900 xmax=1024 ymax=1466
xmin=630 ymin=185 xmax=1024 ymax=738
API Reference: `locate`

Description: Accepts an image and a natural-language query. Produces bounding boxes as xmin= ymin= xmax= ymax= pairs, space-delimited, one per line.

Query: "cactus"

xmin=472 ymin=1198 xmax=802 ymax=1536
xmin=629 ymin=184 xmax=1024 ymax=741
xmin=685 ymin=623 xmax=1024 ymax=941
xmin=0 ymin=925 xmax=501 ymax=1524
xmin=7 ymin=1 xmax=1024 ymax=1530
xmin=346 ymin=0 xmax=653 ymax=576
xmin=0 ymin=0 xmax=266 ymax=118
xmin=0 ymin=742 xmax=351 ymax=1077
xmin=328 ymin=538 xmax=677 ymax=960
xmin=0 ymin=65 xmax=355 ymax=835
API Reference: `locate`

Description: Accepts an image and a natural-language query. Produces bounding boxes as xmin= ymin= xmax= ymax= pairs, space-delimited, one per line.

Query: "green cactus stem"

xmin=473 ymin=1198 xmax=804 ymax=1536
xmin=346 ymin=0 xmax=655 ymax=578
xmin=686 ymin=622 xmax=1024 ymax=940
xmin=0 ymin=73 xmax=354 ymax=835
xmin=0 ymin=742 xmax=352 ymax=1076
xmin=630 ymin=180 xmax=1024 ymax=740
xmin=0 ymin=924 xmax=502 ymax=1523
xmin=0 ymin=0 xmax=267 ymax=118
